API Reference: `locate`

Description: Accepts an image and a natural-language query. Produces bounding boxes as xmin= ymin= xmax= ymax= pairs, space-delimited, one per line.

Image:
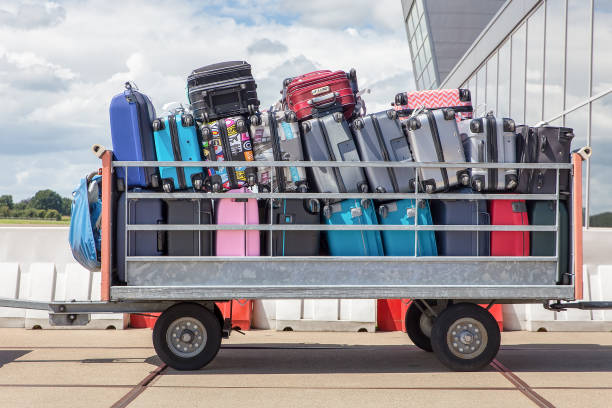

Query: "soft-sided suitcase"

xmin=324 ymin=199 xmax=383 ymax=256
xmin=286 ymin=69 xmax=358 ymax=121
xmin=377 ymin=199 xmax=437 ymax=256
xmin=490 ymin=199 xmax=529 ymax=256
xmin=301 ymin=112 xmax=368 ymax=194
xmin=351 ymin=110 xmax=416 ymax=193
xmin=528 ymin=200 xmax=569 ymax=283
xmin=109 ymin=82 xmax=158 ymax=190
xmin=515 ymin=126 xmax=575 ymax=194
xmin=250 ymin=109 xmax=308 ymax=192
xmin=152 ymin=112 xmax=205 ymax=192
xmin=215 ymin=188 xmax=260 ymax=256
xmin=459 ymin=114 xmax=518 ymax=192
xmin=430 ymin=189 xmax=490 ymax=256
xmin=405 ymin=109 xmax=470 ymax=193
xmin=187 ymin=61 xmax=259 ymax=122
xmin=200 ymin=116 xmax=256 ymax=192
xmin=116 ymin=192 xmax=164 ymax=283
xmin=394 ymin=89 xmax=473 ymax=121
xmin=165 ymin=199 xmax=213 ymax=256
xmin=262 ymin=199 xmax=320 ymax=256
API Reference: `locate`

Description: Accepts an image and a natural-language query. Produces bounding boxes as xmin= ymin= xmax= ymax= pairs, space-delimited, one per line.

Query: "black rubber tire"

xmin=405 ymin=302 xmax=433 ymax=352
xmin=153 ymin=303 xmax=222 ymax=371
xmin=430 ymin=303 xmax=500 ymax=372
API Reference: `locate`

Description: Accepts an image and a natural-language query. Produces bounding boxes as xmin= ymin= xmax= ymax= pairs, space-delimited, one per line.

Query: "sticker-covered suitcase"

xmin=216 ymin=188 xmax=260 ymax=257
xmin=262 ymin=199 xmax=320 ymax=256
xmin=152 ymin=112 xmax=205 ymax=192
xmin=109 ymin=82 xmax=158 ymax=190
xmin=301 ymin=111 xmax=368 ymax=194
xmin=394 ymin=88 xmax=473 ymax=121
xmin=490 ymin=199 xmax=529 ymax=256
xmin=351 ymin=109 xmax=416 ymax=193
xmin=165 ymin=199 xmax=213 ymax=256
xmin=459 ymin=114 xmax=518 ymax=192
xmin=404 ymin=109 xmax=470 ymax=193
xmin=377 ymin=199 xmax=437 ymax=256
xmin=250 ymin=109 xmax=308 ymax=192
xmin=324 ymin=199 xmax=383 ymax=256
xmin=200 ymin=116 xmax=256 ymax=192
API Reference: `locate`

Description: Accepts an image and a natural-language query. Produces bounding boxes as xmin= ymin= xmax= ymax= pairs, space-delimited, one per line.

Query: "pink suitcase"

xmin=394 ymin=89 xmax=473 ymax=122
xmin=215 ymin=187 xmax=260 ymax=256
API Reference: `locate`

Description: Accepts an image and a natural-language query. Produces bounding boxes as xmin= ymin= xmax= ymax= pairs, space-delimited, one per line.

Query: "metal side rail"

xmin=547 ymin=300 xmax=612 ymax=311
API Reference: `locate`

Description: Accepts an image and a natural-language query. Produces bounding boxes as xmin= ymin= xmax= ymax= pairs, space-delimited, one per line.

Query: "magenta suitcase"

xmin=215 ymin=187 xmax=260 ymax=256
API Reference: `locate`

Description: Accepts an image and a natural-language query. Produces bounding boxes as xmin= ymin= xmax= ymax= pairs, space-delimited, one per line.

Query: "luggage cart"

xmin=1 ymin=148 xmax=606 ymax=372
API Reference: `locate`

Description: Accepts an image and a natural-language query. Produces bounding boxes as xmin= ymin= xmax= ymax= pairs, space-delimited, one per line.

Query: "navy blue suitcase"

xmin=109 ymin=82 xmax=158 ymax=190
xmin=429 ymin=188 xmax=490 ymax=256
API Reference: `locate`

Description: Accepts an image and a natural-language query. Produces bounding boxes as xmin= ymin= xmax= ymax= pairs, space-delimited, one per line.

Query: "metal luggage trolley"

xmin=0 ymin=148 xmax=602 ymax=372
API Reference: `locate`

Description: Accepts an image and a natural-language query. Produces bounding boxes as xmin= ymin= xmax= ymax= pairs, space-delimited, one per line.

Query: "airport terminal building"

xmin=402 ymin=0 xmax=612 ymax=227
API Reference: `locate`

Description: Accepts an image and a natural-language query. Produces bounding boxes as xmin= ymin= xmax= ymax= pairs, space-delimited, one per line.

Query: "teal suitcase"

xmin=324 ymin=199 xmax=383 ymax=256
xmin=528 ymin=200 xmax=569 ymax=284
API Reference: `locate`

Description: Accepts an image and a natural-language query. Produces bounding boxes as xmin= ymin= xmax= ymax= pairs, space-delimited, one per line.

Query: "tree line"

xmin=0 ymin=191 xmax=71 ymax=221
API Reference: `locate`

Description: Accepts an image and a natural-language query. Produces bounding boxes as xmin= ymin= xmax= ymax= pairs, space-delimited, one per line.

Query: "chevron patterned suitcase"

xmin=394 ymin=89 xmax=473 ymax=122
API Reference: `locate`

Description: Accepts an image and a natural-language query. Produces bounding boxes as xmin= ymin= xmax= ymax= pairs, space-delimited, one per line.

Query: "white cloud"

xmin=0 ymin=1 xmax=66 ymax=29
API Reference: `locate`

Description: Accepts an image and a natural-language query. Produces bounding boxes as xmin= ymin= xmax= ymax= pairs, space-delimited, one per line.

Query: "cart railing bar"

xmin=125 ymin=256 xmax=558 ymax=262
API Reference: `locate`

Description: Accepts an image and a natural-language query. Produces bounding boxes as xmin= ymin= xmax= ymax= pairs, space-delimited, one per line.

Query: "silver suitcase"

xmin=405 ymin=109 xmax=470 ymax=193
xmin=459 ymin=114 xmax=518 ymax=192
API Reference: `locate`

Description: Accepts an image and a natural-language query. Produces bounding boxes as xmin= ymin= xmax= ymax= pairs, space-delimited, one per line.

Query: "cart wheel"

xmin=153 ymin=303 xmax=222 ymax=371
xmin=162 ymin=181 xmax=173 ymax=193
xmin=430 ymin=303 xmax=500 ymax=372
xmin=405 ymin=301 xmax=434 ymax=352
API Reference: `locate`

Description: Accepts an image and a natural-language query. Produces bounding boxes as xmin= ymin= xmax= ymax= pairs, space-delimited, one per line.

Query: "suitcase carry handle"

xmin=308 ymin=92 xmax=338 ymax=108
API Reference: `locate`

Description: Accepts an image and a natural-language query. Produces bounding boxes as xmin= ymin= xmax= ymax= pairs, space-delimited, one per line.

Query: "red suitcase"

xmin=490 ymin=199 xmax=530 ymax=256
xmin=286 ymin=70 xmax=357 ymax=121
xmin=394 ymin=88 xmax=473 ymax=122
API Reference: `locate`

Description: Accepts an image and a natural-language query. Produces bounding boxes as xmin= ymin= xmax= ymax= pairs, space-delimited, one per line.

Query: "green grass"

xmin=0 ymin=218 xmax=70 ymax=225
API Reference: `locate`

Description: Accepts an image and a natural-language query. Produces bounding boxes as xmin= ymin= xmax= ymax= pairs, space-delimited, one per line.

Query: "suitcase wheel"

xmin=460 ymin=173 xmax=471 ymax=186
xmin=297 ymin=183 xmax=308 ymax=193
xmin=375 ymin=186 xmax=386 ymax=193
xmin=212 ymin=182 xmax=221 ymax=193
xmin=353 ymin=118 xmax=364 ymax=130
xmin=192 ymin=175 xmax=204 ymax=191
xmin=250 ymin=115 xmax=262 ymax=127
xmin=442 ymin=109 xmax=456 ymax=121
xmin=285 ymin=111 xmax=297 ymax=123
xmin=236 ymin=119 xmax=247 ymax=133
xmin=332 ymin=112 xmax=343 ymax=123
xmin=182 ymin=114 xmax=194 ymax=127
xmin=322 ymin=205 xmax=331 ymax=219
xmin=247 ymin=174 xmax=257 ymax=186
xmin=283 ymin=77 xmax=293 ymax=87
xmin=425 ymin=183 xmax=435 ymax=194
xmin=472 ymin=179 xmax=483 ymax=192
xmin=503 ymin=118 xmax=515 ymax=132
xmin=349 ymin=68 xmax=357 ymax=81
xmin=386 ymin=109 xmax=397 ymax=120
xmin=407 ymin=118 xmax=421 ymax=131
xmin=360 ymin=199 xmax=370 ymax=210
xmin=301 ymin=121 xmax=312 ymax=133
xmin=470 ymin=119 xmax=483 ymax=133
xmin=162 ymin=181 xmax=174 ymax=193
xmin=378 ymin=205 xmax=388 ymax=219
xmin=152 ymin=119 xmax=164 ymax=132
xmin=506 ymin=175 xmax=518 ymax=191
xmin=358 ymin=182 xmax=369 ymax=193
xmin=394 ymin=92 xmax=408 ymax=106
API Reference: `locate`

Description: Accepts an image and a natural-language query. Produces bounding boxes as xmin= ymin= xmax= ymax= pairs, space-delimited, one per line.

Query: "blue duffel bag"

xmin=69 ymin=173 xmax=102 ymax=271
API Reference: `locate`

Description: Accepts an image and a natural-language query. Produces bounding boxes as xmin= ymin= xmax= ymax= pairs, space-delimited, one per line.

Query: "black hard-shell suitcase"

xmin=187 ymin=61 xmax=259 ymax=122
xmin=515 ymin=126 xmax=574 ymax=194
xmin=301 ymin=111 xmax=368 ymax=194
xmin=116 ymin=192 xmax=165 ymax=283
xmin=165 ymin=199 xmax=213 ymax=256
xmin=262 ymin=199 xmax=321 ymax=256
xmin=430 ymin=188 xmax=490 ymax=256
xmin=351 ymin=109 xmax=416 ymax=193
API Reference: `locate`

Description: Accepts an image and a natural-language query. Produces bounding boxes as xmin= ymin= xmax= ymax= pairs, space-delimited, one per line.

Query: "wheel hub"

xmin=166 ymin=317 xmax=207 ymax=358
xmin=446 ymin=317 xmax=487 ymax=359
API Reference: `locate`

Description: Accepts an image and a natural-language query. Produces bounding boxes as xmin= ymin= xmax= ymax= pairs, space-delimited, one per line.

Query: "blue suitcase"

xmin=377 ymin=199 xmax=438 ymax=256
xmin=324 ymin=199 xmax=383 ymax=256
xmin=429 ymin=188 xmax=490 ymax=256
xmin=109 ymin=82 xmax=158 ymax=190
xmin=152 ymin=112 xmax=205 ymax=192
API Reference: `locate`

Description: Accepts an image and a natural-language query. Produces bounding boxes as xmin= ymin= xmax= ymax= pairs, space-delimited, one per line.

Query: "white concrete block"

xmin=340 ymin=299 xmax=376 ymax=322
xmin=302 ymin=299 xmax=314 ymax=320
xmin=596 ymin=265 xmax=612 ymax=321
xmin=312 ymin=300 xmax=339 ymax=321
xmin=90 ymin=272 xmax=127 ymax=329
xmin=252 ymin=300 xmax=276 ymax=330
xmin=502 ymin=304 xmax=527 ymax=331
xmin=275 ymin=299 xmax=302 ymax=321
xmin=63 ymin=264 xmax=92 ymax=301
xmin=0 ymin=263 xmax=24 ymax=327
xmin=24 ymin=263 xmax=56 ymax=329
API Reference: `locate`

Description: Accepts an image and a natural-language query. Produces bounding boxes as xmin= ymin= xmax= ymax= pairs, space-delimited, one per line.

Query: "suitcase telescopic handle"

xmin=308 ymin=92 xmax=338 ymax=108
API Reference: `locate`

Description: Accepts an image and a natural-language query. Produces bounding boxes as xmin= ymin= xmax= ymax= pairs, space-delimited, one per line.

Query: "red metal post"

xmin=100 ymin=150 xmax=112 ymax=301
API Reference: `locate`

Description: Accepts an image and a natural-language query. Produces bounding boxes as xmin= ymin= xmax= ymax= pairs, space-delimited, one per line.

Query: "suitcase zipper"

xmin=218 ymin=119 xmax=238 ymax=188
xmin=318 ymin=118 xmax=347 ymax=193
xmin=169 ymin=115 xmax=186 ymax=189
xmin=269 ymin=111 xmax=286 ymax=192
xmin=486 ymin=116 xmax=498 ymax=190
xmin=425 ymin=111 xmax=449 ymax=190
xmin=371 ymin=115 xmax=399 ymax=193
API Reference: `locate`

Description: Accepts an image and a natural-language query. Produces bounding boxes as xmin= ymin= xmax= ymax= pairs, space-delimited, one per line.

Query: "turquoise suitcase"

xmin=324 ymin=199 xmax=383 ymax=256
xmin=377 ymin=199 xmax=438 ymax=256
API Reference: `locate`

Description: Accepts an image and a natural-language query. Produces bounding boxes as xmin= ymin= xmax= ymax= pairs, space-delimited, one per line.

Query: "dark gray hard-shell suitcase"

xmin=261 ymin=199 xmax=320 ymax=256
xmin=351 ymin=109 xmax=416 ymax=193
xmin=116 ymin=192 xmax=165 ymax=283
xmin=165 ymin=199 xmax=213 ymax=256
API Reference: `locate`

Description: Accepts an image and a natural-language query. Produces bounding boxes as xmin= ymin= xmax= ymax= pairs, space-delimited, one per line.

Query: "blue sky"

xmin=0 ymin=0 xmax=415 ymax=201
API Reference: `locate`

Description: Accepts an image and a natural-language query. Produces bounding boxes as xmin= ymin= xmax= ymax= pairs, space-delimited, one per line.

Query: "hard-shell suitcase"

xmin=490 ymin=199 xmax=529 ymax=256
xmin=216 ymin=188 xmax=260 ymax=256
xmin=286 ymin=69 xmax=358 ymax=121
xmin=250 ymin=109 xmax=308 ymax=192
xmin=152 ymin=112 xmax=205 ymax=192
xmin=109 ymin=82 xmax=158 ymax=190
xmin=430 ymin=189 xmax=490 ymax=256
xmin=459 ymin=114 xmax=518 ymax=192
xmin=394 ymin=89 xmax=473 ymax=121
xmin=200 ymin=116 xmax=256 ymax=192
xmin=405 ymin=109 xmax=470 ymax=193
xmin=528 ymin=200 xmax=569 ymax=283
xmin=187 ymin=61 xmax=259 ymax=122
xmin=165 ymin=199 xmax=213 ymax=256
xmin=301 ymin=111 xmax=368 ymax=194
xmin=324 ymin=199 xmax=383 ymax=256
xmin=262 ymin=199 xmax=321 ymax=256
xmin=116 ymin=192 xmax=164 ymax=283
xmin=377 ymin=199 xmax=437 ymax=256
xmin=515 ymin=126 xmax=575 ymax=194
xmin=351 ymin=110 xmax=416 ymax=193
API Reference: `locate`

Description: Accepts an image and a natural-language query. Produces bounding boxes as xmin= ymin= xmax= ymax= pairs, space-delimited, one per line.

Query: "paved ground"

xmin=0 ymin=329 xmax=611 ymax=407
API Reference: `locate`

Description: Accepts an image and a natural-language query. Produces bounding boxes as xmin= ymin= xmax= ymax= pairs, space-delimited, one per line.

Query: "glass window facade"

xmin=458 ymin=0 xmax=612 ymax=227
xmin=404 ymin=0 xmax=438 ymax=89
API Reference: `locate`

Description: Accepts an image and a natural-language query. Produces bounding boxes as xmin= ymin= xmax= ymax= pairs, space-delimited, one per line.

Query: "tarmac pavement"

xmin=0 ymin=329 xmax=611 ymax=407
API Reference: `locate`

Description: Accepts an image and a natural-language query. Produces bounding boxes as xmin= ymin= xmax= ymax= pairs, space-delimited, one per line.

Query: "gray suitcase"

xmin=459 ymin=114 xmax=518 ymax=192
xmin=250 ymin=108 xmax=308 ymax=192
xmin=351 ymin=109 xmax=416 ymax=193
xmin=301 ymin=111 xmax=368 ymax=194
xmin=404 ymin=109 xmax=470 ymax=193
xmin=165 ymin=199 xmax=213 ymax=256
